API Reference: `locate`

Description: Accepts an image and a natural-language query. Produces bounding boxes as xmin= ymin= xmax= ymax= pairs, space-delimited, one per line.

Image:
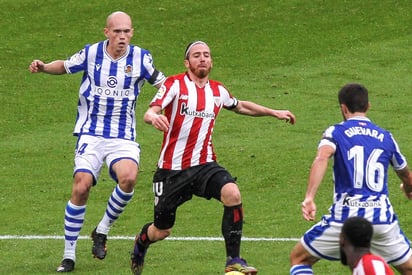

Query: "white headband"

xmin=184 ymin=41 xmax=207 ymax=59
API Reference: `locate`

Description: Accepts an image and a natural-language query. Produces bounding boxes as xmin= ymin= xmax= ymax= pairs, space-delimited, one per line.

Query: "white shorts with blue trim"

xmin=73 ymin=135 xmax=140 ymax=183
xmin=301 ymin=215 xmax=412 ymax=266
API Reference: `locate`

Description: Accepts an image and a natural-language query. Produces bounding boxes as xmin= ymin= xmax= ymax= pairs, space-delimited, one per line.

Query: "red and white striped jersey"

xmin=353 ymin=253 xmax=394 ymax=275
xmin=150 ymin=72 xmax=238 ymax=170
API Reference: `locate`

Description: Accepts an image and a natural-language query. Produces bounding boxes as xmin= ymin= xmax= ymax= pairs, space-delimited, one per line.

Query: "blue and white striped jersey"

xmin=64 ymin=40 xmax=165 ymax=140
xmin=319 ymin=116 xmax=407 ymax=224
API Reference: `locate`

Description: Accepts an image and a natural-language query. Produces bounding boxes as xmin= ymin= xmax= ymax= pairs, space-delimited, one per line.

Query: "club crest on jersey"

xmin=124 ymin=64 xmax=133 ymax=76
xmin=155 ymin=86 xmax=166 ymax=99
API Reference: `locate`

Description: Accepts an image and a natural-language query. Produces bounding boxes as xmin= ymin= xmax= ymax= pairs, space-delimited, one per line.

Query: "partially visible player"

xmin=29 ymin=11 xmax=166 ymax=272
xmin=340 ymin=216 xmax=394 ymax=275
xmin=289 ymin=83 xmax=412 ymax=275
xmin=130 ymin=40 xmax=296 ymax=275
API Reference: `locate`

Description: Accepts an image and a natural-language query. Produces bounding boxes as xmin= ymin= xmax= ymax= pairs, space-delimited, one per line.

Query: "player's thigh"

xmin=74 ymin=135 xmax=106 ymax=183
xmin=195 ymin=163 xmax=237 ymax=201
xmin=153 ymin=169 xmax=194 ymax=229
xmin=106 ymin=139 xmax=140 ymax=182
xmin=372 ymin=221 xmax=412 ymax=266
xmin=301 ymin=216 xmax=341 ymax=260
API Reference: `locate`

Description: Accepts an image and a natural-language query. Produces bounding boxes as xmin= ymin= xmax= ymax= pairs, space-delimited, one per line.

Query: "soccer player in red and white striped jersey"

xmin=130 ymin=41 xmax=295 ymax=275
xmin=340 ymin=217 xmax=394 ymax=275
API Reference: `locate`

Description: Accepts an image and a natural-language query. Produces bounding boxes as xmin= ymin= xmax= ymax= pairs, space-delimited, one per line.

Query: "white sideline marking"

xmin=0 ymin=235 xmax=299 ymax=241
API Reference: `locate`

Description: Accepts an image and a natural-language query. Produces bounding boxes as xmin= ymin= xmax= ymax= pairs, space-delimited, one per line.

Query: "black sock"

xmin=221 ymin=204 xmax=243 ymax=258
xmin=138 ymin=222 xmax=154 ymax=248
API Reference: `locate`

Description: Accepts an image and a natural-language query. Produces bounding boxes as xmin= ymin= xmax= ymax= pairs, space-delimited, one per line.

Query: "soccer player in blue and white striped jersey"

xmin=289 ymin=83 xmax=412 ymax=275
xmin=29 ymin=11 xmax=166 ymax=272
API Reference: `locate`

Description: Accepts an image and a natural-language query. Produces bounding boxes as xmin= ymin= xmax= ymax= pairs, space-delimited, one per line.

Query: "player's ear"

xmin=340 ymin=104 xmax=347 ymax=114
xmin=184 ymin=59 xmax=189 ymax=69
xmin=104 ymin=27 xmax=109 ymax=38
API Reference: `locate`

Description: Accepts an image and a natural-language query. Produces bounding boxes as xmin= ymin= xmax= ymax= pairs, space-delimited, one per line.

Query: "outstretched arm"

xmin=302 ymin=145 xmax=334 ymax=221
xmin=29 ymin=60 xmax=67 ymax=75
xmin=233 ymin=100 xmax=296 ymax=124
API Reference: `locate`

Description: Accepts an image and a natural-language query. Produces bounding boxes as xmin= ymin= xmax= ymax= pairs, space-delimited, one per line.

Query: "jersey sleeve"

xmin=318 ymin=125 xmax=337 ymax=150
xmin=64 ymin=47 xmax=88 ymax=74
xmin=141 ymin=50 xmax=166 ymax=86
xmin=149 ymin=76 xmax=178 ymax=109
xmin=217 ymin=83 xmax=238 ymax=109
xmin=389 ymin=133 xmax=408 ymax=170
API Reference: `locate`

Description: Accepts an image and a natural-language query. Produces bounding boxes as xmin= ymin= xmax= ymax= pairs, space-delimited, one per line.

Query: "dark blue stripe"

xmin=109 ymin=60 xmax=117 ymax=77
xmin=115 ymin=185 xmax=133 ymax=200
xmin=89 ymin=96 xmax=100 ymax=133
xmin=108 ymin=201 xmax=123 ymax=214
xmin=124 ymin=46 xmax=134 ymax=88
xmin=103 ymin=97 xmax=114 ymax=136
xmin=64 ymin=215 xmax=84 ymax=224
xmin=110 ymin=195 xmax=126 ymax=209
xmin=117 ymin=98 xmax=128 ymax=138
xmin=65 ymin=205 xmax=86 ymax=216
xmin=94 ymin=42 xmax=105 ymax=86
xmin=64 ymin=235 xmax=78 ymax=241
xmin=105 ymin=210 xmax=118 ymax=220
xmin=64 ymin=225 xmax=82 ymax=232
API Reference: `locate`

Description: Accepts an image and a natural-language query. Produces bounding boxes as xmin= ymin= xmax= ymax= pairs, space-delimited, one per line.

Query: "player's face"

xmin=185 ymin=44 xmax=212 ymax=79
xmin=339 ymin=233 xmax=348 ymax=265
xmin=104 ymin=14 xmax=134 ymax=57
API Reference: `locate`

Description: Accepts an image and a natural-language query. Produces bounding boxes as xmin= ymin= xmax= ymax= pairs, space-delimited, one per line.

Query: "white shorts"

xmin=302 ymin=215 xmax=412 ymax=266
xmin=74 ymin=135 xmax=141 ymax=184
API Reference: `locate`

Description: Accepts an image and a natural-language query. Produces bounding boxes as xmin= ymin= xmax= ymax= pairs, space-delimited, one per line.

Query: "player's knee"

xmin=71 ymin=180 xmax=93 ymax=203
xmin=289 ymin=242 xmax=318 ymax=266
xmin=221 ymin=183 xmax=241 ymax=205
xmin=117 ymin=173 xmax=137 ymax=191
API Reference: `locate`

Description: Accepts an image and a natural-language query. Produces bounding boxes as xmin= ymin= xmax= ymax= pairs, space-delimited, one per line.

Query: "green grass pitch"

xmin=1 ymin=0 xmax=411 ymax=274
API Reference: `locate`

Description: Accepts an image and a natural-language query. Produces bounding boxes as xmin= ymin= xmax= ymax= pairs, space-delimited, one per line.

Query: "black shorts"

xmin=152 ymin=162 xmax=236 ymax=229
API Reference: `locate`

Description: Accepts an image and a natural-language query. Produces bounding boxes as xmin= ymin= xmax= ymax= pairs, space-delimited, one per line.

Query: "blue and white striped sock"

xmin=290 ymin=264 xmax=314 ymax=275
xmin=97 ymin=184 xmax=134 ymax=235
xmin=63 ymin=201 xmax=86 ymax=261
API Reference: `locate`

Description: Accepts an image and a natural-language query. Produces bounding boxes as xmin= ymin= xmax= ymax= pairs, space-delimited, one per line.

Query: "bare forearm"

xmin=29 ymin=59 xmax=66 ymax=75
xmin=234 ymin=100 xmax=296 ymax=124
xmin=305 ymin=156 xmax=329 ymax=200
xmin=43 ymin=60 xmax=67 ymax=74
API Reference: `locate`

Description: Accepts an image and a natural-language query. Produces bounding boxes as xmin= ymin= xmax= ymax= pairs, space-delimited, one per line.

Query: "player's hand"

xmin=151 ymin=114 xmax=169 ymax=132
xmin=29 ymin=60 xmax=45 ymax=73
xmin=301 ymin=198 xmax=316 ymax=221
xmin=274 ymin=110 xmax=296 ymax=125
xmin=400 ymin=183 xmax=412 ymax=200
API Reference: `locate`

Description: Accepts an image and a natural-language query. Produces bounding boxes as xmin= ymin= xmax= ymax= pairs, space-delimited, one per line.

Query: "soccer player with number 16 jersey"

xmin=289 ymin=83 xmax=412 ymax=275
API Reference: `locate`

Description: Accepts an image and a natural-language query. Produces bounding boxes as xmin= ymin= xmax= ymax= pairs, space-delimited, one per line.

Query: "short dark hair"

xmin=342 ymin=216 xmax=373 ymax=248
xmin=338 ymin=83 xmax=369 ymax=113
